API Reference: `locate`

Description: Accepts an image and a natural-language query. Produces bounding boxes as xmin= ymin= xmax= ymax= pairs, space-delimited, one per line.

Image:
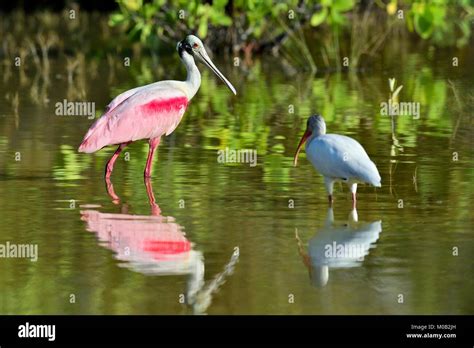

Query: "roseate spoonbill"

xmin=296 ymin=207 xmax=382 ymax=287
xmin=78 ymin=35 xmax=236 ymax=178
xmin=294 ymin=114 xmax=381 ymax=206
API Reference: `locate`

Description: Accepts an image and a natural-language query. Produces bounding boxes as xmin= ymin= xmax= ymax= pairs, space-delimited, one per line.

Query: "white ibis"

xmin=294 ymin=114 xmax=381 ymax=206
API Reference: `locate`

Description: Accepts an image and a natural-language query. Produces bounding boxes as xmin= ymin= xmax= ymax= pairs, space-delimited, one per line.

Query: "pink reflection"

xmin=81 ymin=178 xmax=202 ymax=275
xmin=80 ymin=178 xmax=238 ymax=314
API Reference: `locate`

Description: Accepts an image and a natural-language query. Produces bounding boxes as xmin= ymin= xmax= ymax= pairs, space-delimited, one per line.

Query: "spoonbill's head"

xmin=177 ymin=35 xmax=237 ymax=95
xmin=294 ymin=114 xmax=326 ymax=166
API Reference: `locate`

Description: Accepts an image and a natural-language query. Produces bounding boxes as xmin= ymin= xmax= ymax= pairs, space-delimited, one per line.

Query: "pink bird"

xmin=78 ymin=35 xmax=236 ymax=178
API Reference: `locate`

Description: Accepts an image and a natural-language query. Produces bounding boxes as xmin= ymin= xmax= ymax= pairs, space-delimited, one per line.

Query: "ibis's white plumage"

xmin=294 ymin=114 xmax=381 ymax=203
xmin=306 ymin=133 xmax=381 ymax=187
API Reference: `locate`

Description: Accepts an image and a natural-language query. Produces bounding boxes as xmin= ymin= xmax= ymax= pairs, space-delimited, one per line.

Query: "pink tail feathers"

xmin=78 ymin=117 xmax=109 ymax=153
xmin=78 ymin=137 xmax=101 ymax=153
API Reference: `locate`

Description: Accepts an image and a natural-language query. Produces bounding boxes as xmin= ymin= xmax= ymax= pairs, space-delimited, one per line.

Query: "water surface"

xmin=0 ymin=41 xmax=473 ymax=314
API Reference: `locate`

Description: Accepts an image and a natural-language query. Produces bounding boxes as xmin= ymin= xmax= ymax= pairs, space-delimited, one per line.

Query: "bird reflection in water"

xmin=296 ymin=207 xmax=381 ymax=288
xmin=80 ymin=178 xmax=239 ymax=314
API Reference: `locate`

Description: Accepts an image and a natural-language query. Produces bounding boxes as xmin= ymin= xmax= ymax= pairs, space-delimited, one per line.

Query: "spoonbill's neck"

xmin=181 ymin=52 xmax=201 ymax=100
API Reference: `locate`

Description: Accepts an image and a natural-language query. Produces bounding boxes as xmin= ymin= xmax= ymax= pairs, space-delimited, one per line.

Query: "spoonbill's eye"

xmin=193 ymin=43 xmax=199 ymax=49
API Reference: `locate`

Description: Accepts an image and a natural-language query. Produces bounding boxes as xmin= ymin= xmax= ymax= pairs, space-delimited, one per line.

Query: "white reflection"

xmin=297 ymin=207 xmax=382 ymax=287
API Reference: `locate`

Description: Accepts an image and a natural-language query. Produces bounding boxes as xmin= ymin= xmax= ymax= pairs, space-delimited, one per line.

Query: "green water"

xmin=0 ymin=40 xmax=473 ymax=314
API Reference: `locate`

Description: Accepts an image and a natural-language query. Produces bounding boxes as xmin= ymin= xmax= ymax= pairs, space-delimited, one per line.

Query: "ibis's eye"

xmin=193 ymin=43 xmax=199 ymax=49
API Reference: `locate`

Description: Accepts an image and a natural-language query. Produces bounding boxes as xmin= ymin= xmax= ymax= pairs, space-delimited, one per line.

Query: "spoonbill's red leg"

xmin=144 ymin=177 xmax=161 ymax=216
xmin=105 ymin=141 xmax=131 ymax=179
xmin=105 ymin=176 xmax=120 ymax=204
xmin=144 ymin=137 xmax=161 ymax=178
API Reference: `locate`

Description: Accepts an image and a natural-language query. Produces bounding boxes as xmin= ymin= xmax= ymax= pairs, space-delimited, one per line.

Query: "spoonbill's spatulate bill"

xmin=78 ymin=35 xmax=236 ymax=178
xmin=294 ymin=114 xmax=381 ymax=206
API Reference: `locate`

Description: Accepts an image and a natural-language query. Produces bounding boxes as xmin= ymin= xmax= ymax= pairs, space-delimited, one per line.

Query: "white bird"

xmin=294 ymin=114 xmax=381 ymax=206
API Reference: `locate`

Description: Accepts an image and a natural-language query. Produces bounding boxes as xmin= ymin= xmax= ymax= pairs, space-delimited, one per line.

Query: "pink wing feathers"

xmin=79 ymin=84 xmax=148 ymax=145
xmin=78 ymin=85 xmax=189 ymax=153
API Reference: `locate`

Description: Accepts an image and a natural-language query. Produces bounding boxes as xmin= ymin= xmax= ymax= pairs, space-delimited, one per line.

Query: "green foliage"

xmin=109 ymin=0 xmax=472 ymax=54
xmin=234 ymin=0 xmax=294 ymax=39
xmin=310 ymin=0 xmax=356 ymax=27
xmin=405 ymin=0 xmax=474 ymax=46
xmin=110 ymin=0 xmax=233 ymax=45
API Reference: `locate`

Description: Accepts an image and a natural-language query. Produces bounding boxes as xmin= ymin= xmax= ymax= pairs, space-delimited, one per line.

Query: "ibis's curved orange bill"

xmin=294 ymin=130 xmax=312 ymax=167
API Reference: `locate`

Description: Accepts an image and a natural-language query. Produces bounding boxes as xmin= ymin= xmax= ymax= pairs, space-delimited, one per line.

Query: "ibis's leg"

xmin=348 ymin=208 xmax=358 ymax=222
xmin=144 ymin=137 xmax=161 ymax=178
xmin=105 ymin=141 xmax=131 ymax=179
xmin=325 ymin=207 xmax=335 ymax=226
xmin=349 ymin=183 xmax=358 ymax=209
xmin=324 ymin=177 xmax=335 ymax=206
